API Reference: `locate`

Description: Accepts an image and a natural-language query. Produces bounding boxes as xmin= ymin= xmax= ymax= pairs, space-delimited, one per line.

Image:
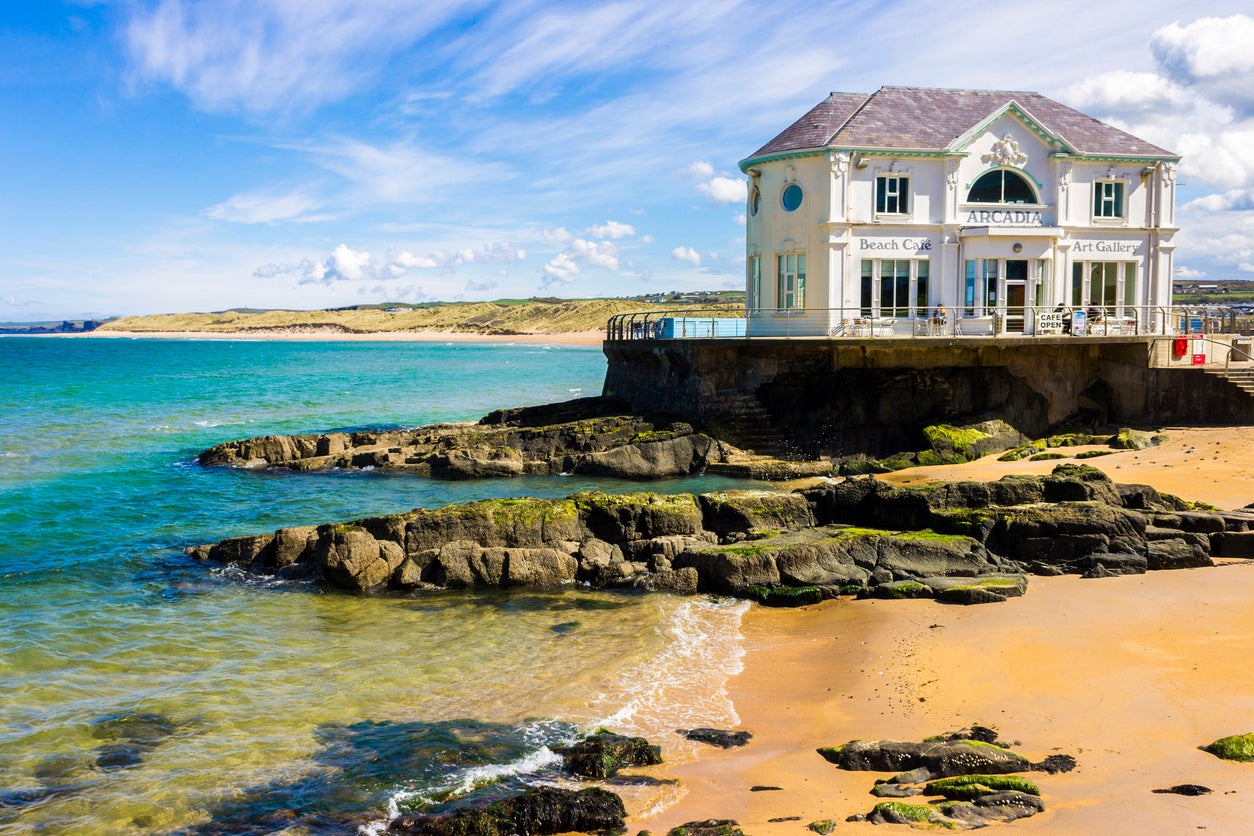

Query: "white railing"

xmin=606 ymin=305 xmax=1247 ymax=341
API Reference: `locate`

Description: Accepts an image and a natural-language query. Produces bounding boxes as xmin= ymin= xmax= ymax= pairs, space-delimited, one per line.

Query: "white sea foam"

xmin=593 ymin=597 xmax=749 ymax=736
xmin=360 ymin=725 xmax=568 ymax=836
xmin=192 ymin=419 xmax=225 ymax=428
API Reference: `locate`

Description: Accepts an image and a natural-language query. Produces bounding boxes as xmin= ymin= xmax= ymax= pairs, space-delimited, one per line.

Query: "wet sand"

xmin=630 ymin=425 xmax=1254 ymax=833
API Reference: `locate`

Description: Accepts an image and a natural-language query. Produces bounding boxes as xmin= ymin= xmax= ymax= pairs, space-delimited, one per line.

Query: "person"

xmin=1055 ymin=302 xmax=1071 ymax=334
xmin=930 ymin=304 xmax=947 ymax=335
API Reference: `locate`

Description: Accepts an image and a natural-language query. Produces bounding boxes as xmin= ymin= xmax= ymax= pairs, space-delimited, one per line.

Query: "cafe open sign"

xmin=1192 ymin=334 xmax=1206 ymax=366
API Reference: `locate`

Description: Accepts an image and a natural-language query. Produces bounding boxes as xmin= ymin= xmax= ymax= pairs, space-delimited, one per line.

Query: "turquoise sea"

xmin=0 ymin=337 xmax=752 ymax=835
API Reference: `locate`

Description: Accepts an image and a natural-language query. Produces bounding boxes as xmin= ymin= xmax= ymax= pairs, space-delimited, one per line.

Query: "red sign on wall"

xmin=1192 ymin=334 xmax=1206 ymax=366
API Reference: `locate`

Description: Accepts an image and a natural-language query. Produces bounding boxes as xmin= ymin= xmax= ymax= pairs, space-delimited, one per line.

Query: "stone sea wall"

xmin=188 ymin=465 xmax=1254 ymax=604
xmin=601 ymin=338 xmax=1254 ymax=460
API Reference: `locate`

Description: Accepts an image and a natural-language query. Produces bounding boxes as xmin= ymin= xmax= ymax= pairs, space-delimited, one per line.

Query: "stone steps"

xmin=711 ymin=393 xmax=801 ymax=459
xmin=1203 ymin=367 xmax=1254 ymax=395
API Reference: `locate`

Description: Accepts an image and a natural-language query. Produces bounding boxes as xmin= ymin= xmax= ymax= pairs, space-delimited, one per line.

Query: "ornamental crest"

xmin=981 ymin=133 xmax=1028 ymax=167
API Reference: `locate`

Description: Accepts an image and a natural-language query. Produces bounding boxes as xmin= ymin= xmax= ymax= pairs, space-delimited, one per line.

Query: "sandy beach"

xmin=630 ymin=425 xmax=1254 ymax=834
xmin=62 ymin=327 xmax=607 ymax=345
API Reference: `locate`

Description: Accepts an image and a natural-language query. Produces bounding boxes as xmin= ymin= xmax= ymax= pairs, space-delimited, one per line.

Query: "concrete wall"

xmin=602 ymin=337 xmax=1253 ymax=459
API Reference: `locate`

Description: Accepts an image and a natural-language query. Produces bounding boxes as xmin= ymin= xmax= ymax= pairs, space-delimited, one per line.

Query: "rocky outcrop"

xmin=198 ymin=397 xmax=737 ymax=481
xmin=833 ymin=727 xmax=1066 ymax=830
xmin=554 ymin=731 xmax=663 ymax=779
xmin=187 ymin=465 xmax=1238 ymax=602
xmin=388 ymin=786 xmax=627 ymax=836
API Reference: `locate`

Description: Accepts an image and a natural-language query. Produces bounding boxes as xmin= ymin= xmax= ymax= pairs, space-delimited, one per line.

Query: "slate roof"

xmin=744 ymin=86 xmax=1177 ymax=164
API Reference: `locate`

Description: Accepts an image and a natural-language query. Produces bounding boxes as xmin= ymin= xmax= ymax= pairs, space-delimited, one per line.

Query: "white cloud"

xmin=688 ymin=161 xmax=715 ymax=178
xmin=1182 ymin=189 xmax=1254 ymax=213
xmin=1174 ymin=267 xmax=1207 ymax=279
xmin=256 ymin=240 xmax=525 ymax=285
xmin=1151 ymin=15 xmax=1254 ymax=117
xmin=542 ymin=227 xmax=575 ymax=244
xmin=587 ymin=220 xmax=635 ymax=239
xmin=569 ymin=239 xmax=620 ymax=270
xmin=1063 ymin=70 xmax=1191 ymax=121
xmin=124 ymin=0 xmax=473 ymax=116
xmin=671 ymin=246 xmax=701 ymax=266
xmin=541 ymin=252 xmax=581 ymax=284
xmin=206 ymin=188 xmax=326 ymax=224
xmin=697 ymin=175 xmax=746 ymax=205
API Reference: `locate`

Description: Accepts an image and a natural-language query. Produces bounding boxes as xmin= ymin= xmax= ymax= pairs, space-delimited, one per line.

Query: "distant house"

xmin=740 ymin=86 xmax=1180 ymax=335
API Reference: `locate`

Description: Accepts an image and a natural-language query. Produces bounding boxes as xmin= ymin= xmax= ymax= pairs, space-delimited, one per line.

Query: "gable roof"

xmin=743 ymin=86 xmax=1177 ymax=166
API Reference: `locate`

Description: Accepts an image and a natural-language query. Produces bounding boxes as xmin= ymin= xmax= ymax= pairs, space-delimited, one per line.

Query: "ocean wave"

xmin=360 ymin=720 xmax=572 ymax=836
xmin=594 ymin=597 xmax=749 ymax=735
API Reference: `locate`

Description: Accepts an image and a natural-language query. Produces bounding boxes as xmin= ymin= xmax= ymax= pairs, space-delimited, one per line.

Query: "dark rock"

xmin=699 ymin=490 xmax=814 ymax=535
xmin=94 ymin=743 xmax=150 ymax=771
xmin=666 ymin=820 xmax=745 ymax=836
xmin=0 ymin=784 xmax=88 ymax=808
xmin=1033 ymin=754 xmax=1077 ymax=774
xmin=1212 ymin=531 xmax=1254 ymax=558
xmin=679 ymin=728 xmax=753 ymax=748
xmin=202 ymin=400 xmax=729 ymax=481
xmin=750 ymin=786 xmax=782 ymax=792
xmin=388 ymin=786 xmax=627 ymax=836
xmin=823 ymin=739 xmax=1031 ymax=777
xmin=750 ymin=585 xmax=823 ymax=607
xmin=807 ymin=820 xmax=837 ymax=835
xmin=1079 ymin=552 xmax=1147 ymax=577
xmin=556 ymin=731 xmax=662 ymax=779
xmin=1153 ymin=784 xmax=1212 ymax=796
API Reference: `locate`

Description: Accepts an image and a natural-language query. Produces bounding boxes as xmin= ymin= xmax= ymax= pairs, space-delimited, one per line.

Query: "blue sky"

xmin=3 ymin=1 xmax=1254 ymax=321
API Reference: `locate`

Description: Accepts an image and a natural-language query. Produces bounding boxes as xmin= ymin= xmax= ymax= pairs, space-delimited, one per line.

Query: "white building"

xmin=740 ymin=86 xmax=1180 ymax=336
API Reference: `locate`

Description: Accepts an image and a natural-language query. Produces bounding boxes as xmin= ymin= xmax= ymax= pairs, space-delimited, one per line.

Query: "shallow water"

xmin=0 ymin=337 xmax=752 ymax=834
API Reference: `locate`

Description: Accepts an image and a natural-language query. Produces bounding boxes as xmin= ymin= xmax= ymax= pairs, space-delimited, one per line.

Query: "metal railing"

xmin=606 ymin=305 xmax=1247 ymax=341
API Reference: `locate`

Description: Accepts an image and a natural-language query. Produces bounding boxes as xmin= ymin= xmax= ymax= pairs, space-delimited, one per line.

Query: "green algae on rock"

xmin=1203 ymin=733 xmax=1254 ymax=762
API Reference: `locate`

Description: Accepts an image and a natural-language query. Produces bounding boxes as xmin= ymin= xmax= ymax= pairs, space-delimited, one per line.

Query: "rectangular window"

xmin=749 ymin=256 xmax=761 ymax=309
xmin=777 ymin=252 xmax=806 ymax=310
xmin=962 ymin=259 xmax=1002 ymax=316
xmin=860 ymin=259 xmax=874 ymax=316
xmin=875 ymin=175 xmax=909 ymax=215
xmin=861 ymin=258 xmax=929 ymax=317
xmin=1074 ymin=261 xmax=1138 ymax=316
xmin=1094 ymin=180 xmax=1124 ymax=219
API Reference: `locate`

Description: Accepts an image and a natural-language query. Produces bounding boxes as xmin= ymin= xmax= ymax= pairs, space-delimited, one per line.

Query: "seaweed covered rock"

xmin=836 ymin=729 xmax=1059 ymax=830
xmin=820 ymin=739 xmax=1031 ymax=776
xmin=188 ymin=462 xmax=1229 ymax=596
xmin=667 ymin=821 xmax=746 ymax=836
xmin=555 ymin=731 xmax=663 ymax=779
xmin=919 ymin=418 xmax=1028 ymax=465
xmin=679 ymin=728 xmax=753 ymax=749
xmin=388 ymin=786 xmax=627 ymax=835
xmin=1202 ymin=733 xmax=1254 ymax=762
xmin=199 ymin=398 xmax=729 ymax=481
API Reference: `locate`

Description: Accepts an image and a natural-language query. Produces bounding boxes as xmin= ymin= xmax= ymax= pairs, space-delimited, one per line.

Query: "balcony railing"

xmin=606 ymin=305 xmax=1246 ymax=341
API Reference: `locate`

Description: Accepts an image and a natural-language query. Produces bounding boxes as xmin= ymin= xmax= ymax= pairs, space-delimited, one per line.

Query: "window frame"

xmin=781 ymin=183 xmax=803 ymax=213
xmin=966 ymin=168 xmax=1039 ymax=205
xmin=1092 ymin=179 xmax=1125 ymax=221
xmin=776 ymin=252 xmax=807 ymax=310
xmin=875 ymin=174 xmax=910 ymax=217
xmin=859 ymin=258 xmax=930 ymax=318
xmin=749 ymin=255 xmax=762 ymax=310
xmin=1072 ymin=260 xmax=1138 ymax=315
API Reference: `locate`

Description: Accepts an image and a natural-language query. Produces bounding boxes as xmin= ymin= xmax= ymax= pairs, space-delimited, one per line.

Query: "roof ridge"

xmin=825 ymin=90 xmax=877 ymax=145
xmin=879 ymin=84 xmax=1044 ymax=97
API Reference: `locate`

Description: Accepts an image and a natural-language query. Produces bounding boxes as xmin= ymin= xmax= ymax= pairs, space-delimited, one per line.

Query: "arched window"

xmin=967 ymin=169 xmax=1037 ymax=204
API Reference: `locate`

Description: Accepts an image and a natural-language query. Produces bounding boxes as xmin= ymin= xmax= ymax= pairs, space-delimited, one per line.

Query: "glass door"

xmin=1004 ymin=259 xmax=1027 ymax=333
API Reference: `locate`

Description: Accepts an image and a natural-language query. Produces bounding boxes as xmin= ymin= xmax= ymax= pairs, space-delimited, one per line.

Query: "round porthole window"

xmin=750 ymin=188 xmax=761 ymax=217
xmin=781 ymin=183 xmax=803 ymax=212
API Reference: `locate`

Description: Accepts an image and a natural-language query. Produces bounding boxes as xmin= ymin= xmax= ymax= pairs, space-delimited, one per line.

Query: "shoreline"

xmin=31 ymin=328 xmax=607 ymax=346
xmin=629 ymin=423 xmax=1254 ymax=833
